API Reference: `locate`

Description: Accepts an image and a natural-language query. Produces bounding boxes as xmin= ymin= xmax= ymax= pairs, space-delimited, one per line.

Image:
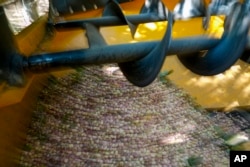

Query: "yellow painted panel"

xmin=43 ymin=0 xmax=250 ymax=108
xmin=0 ymin=15 xmax=48 ymax=166
xmin=0 ymin=15 xmax=47 ymax=108
xmin=0 ymin=73 xmax=47 ymax=166
xmin=0 ymin=0 xmax=250 ymax=165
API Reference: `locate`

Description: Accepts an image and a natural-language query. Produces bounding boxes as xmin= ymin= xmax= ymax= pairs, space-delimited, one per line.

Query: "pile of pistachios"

xmin=19 ymin=65 xmax=245 ymax=166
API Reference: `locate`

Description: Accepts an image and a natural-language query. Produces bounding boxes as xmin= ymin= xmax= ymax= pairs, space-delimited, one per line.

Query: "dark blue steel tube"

xmin=51 ymin=14 xmax=166 ymax=28
xmin=24 ymin=36 xmax=220 ymax=71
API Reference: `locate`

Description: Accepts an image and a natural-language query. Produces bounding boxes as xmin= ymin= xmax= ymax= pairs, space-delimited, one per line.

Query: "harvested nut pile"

xmin=18 ymin=65 xmax=249 ymax=167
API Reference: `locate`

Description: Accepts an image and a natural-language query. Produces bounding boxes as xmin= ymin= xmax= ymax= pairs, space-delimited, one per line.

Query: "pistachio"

xmin=19 ymin=65 xmax=239 ymax=166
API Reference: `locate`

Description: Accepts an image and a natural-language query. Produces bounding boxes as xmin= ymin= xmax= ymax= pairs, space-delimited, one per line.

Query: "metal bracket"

xmin=2 ymin=0 xmax=250 ymax=87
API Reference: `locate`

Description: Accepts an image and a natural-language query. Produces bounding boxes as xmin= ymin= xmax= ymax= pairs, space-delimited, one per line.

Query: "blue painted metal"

xmin=2 ymin=0 xmax=250 ymax=87
xmin=118 ymin=11 xmax=173 ymax=87
xmin=50 ymin=0 xmax=132 ymax=14
xmin=177 ymin=1 xmax=250 ymax=76
xmin=51 ymin=13 xmax=166 ymax=29
xmin=84 ymin=23 xmax=107 ymax=48
xmin=103 ymin=0 xmax=137 ymax=37
xmin=0 ymin=6 xmax=24 ymax=86
xmin=23 ymin=36 xmax=220 ymax=73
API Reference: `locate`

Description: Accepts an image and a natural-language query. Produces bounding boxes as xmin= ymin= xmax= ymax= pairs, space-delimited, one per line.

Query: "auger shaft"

xmin=2 ymin=0 xmax=250 ymax=86
xmin=24 ymin=36 xmax=220 ymax=71
xmin=52 ymin=14 xmax=165 ymax=28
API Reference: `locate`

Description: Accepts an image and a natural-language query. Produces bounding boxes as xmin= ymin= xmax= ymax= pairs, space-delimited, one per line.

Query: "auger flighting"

xmin=1 ymin=0 xmax=250 ymax=87
xmin=174 ymin=0 xmax=250 ymax=75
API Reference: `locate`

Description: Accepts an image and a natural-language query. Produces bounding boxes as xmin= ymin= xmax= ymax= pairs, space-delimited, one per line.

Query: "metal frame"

xmin=1 ymin=0 xmax=250 ymax=87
